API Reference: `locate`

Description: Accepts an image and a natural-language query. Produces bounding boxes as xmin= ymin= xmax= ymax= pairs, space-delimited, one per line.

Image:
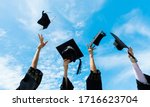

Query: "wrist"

xmin=37 ymin=46 xmax=42 ymax=50
xmin=89 ymin=54 xmax=94 ymax=58
xmin=64 ymin=73 xmax=68 ymax=78
xmin=129 ymin=57 xmax=137 ymax=63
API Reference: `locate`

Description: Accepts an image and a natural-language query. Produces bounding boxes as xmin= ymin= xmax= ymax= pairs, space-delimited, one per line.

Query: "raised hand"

xmin=128 ymin=47 xmax=134 ymax=57
xmin=128 ymin=47 xmax=137 ymax=63
xmin=38 ymin=34 xmax=48 ymax=49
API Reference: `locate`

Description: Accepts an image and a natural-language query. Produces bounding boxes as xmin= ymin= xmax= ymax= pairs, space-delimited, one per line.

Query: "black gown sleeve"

xmin=86 ymin=70 xmax=102 ymax=90
xmin=60 ymin=77 xmax=74 ymax=90
xmin=136 ymin=74 xmax=150 ymax=90
xmin=16 ymin=67 xmax=43 ymax=90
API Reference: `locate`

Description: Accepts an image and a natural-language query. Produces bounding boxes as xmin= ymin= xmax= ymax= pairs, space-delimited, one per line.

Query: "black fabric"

xmin=86 ymin=70 xmax=102 ymax=90
xmin=136 ymin=74 xmax=150 ymax=90
xmin=16 ymin=67 xmax=43 ymax=90
xmin=76 ymin=59 xmax=82 ymax=74
xmin=60 ymin=77 xmax=74 ymax=90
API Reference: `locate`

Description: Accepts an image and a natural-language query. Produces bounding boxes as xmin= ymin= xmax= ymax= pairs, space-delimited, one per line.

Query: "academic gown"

xmin=60 ymin=77 xmax=74 ymax=90
xmin=136 ymin=74 xmax=150 ymax=90
xmin=86 ymin=70 xmax=102 ymax=90
xmin=60 ymin=69 xmax=102 ymax=90
xmin=16 ymin=67 xmax=43 ymax=90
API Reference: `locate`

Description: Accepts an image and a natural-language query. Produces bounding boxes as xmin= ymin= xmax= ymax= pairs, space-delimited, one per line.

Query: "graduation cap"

xmin=111 ymin=32 xmax=137 ymax=62
xmin=56 ymin=39 xmax=84 ymax=74
xmin=89 ymin=31 xmax=106 ymax=47
xmin=37 ymin=11 xmax=50 ymax=29
xmin=111 ymin=32 xmax=128 ymax=50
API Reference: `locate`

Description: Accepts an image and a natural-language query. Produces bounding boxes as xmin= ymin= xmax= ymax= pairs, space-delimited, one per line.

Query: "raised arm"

xmin=128 ymin=47 xmax=148 ymax=84
xmin=88 ymin=47 xmax=97 ymax=73
xmin=86 ymin=46 xmax=102 ymax=90
xmin=60 ymin=59 xmax=74 ymax=90
xmin=31 ymin=34 xmax=48 ymax=69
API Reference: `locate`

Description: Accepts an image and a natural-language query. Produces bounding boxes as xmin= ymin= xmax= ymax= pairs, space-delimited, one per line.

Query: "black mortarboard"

xmin=111 ymin=32 xmax=128 ymax=50
xmin=89 ymin=31 xmax=106 ymax=47
xmin=111 ymin=32 xmax=137 ymax=61
xmin=37 ymin=11 xmax=50 ymax=29
xmin=56 ymin=39 xmax=84 ymax=74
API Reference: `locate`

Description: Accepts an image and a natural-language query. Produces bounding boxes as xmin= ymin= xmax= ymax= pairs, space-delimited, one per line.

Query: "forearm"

xmin=132 ymin=62 xmax=148 ymax=84
xmin=90 ymin=54 xmax=97 ymax=73
xmin=63 ymin=65 xmax=68 ymax=87
xmin=31 ymin=48 xmax=41 ymax=69
xmin=64 ymin=68 xmax=68 ymax=79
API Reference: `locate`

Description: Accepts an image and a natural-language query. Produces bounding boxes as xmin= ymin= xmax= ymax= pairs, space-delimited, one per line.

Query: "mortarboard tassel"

xmin=76 ymin=59 xmax=82 ymax=74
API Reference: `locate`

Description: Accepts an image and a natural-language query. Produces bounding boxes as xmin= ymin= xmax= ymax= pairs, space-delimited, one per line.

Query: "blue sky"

xmin=0 ymin=0 xmax=150 ymax=90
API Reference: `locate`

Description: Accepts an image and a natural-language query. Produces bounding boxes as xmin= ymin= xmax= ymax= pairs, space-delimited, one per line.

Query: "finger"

xmin=130 ymin=48 xmax=133 ymax=52
xmin=38 ymin=34 xmax=43 ymax=42
xmin=44 ymin=41 xmax=48 ymax=45
xmin=41 ymin=41 xmax=48 ymax=46
xmin=127 ymin=49 xmax=130 ymax=55
xmin=38 ymin=34 xmax=41 ymax=39
xmin=40 ymin=35 xmax=44 ymax=41
xmin=128 ymin=47 xmax=133 ymax=54
xmin=129 ymin=47 xmax=133 ymax=51
xmin=128 ymin=50 xmax=134 ymax=57
xmin=128 ymin=49 xmax=132 ymax=54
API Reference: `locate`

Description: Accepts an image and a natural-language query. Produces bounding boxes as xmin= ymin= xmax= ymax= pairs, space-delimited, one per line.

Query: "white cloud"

xmin=13 ymin=0 xmax=106 ymax=38
xmin=113 ymin=9 xmax=150 ymax=37
xmin=0 ymin=28 xmax=6 ymax=37
xmin=73 ymin=80 xmax=85 ymax=90
xmin=16 ymin=0 xmax=49 ymax=32
xmin=48 ymin=30 xmax=73 ymax=44
xmin=75 ymin=21 xmax=85 ymax=29
xmin=0 ymin=55 xmax=23 ymax=90
xmin=136 ymin=51 xmax=150 ymax=74
xmin=96 ymin=53 xmax=130 ymax=70
xmin=53 ymin=0 xmax=106 ymax=26
xmin=110 ymin=69 xmax=134 ymax=85
xmin=11 ymin=0 xmax=106 ymax=40
xmin=107 ymin=68 xmax=136 ymax=90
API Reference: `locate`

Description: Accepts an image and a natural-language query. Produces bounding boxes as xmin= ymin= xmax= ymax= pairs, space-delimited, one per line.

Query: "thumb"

xmin=44 ymin=41 xmax=48 ymax=45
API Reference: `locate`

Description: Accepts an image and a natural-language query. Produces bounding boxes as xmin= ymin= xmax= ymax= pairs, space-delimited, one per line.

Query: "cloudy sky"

xmin=0 ymin=0 xmax=150 ymax=90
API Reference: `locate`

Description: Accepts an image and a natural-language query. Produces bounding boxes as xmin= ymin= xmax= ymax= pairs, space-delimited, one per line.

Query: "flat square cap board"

xmin=93 ymin=31 xmax=106 ymax=46
xmin=111 ymin=32 xmax=128 ymax=50
xmin=56 ymin=39 xmax=84 ymax=74
xmin=56 ymin=39 xmax=84 ymax=62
